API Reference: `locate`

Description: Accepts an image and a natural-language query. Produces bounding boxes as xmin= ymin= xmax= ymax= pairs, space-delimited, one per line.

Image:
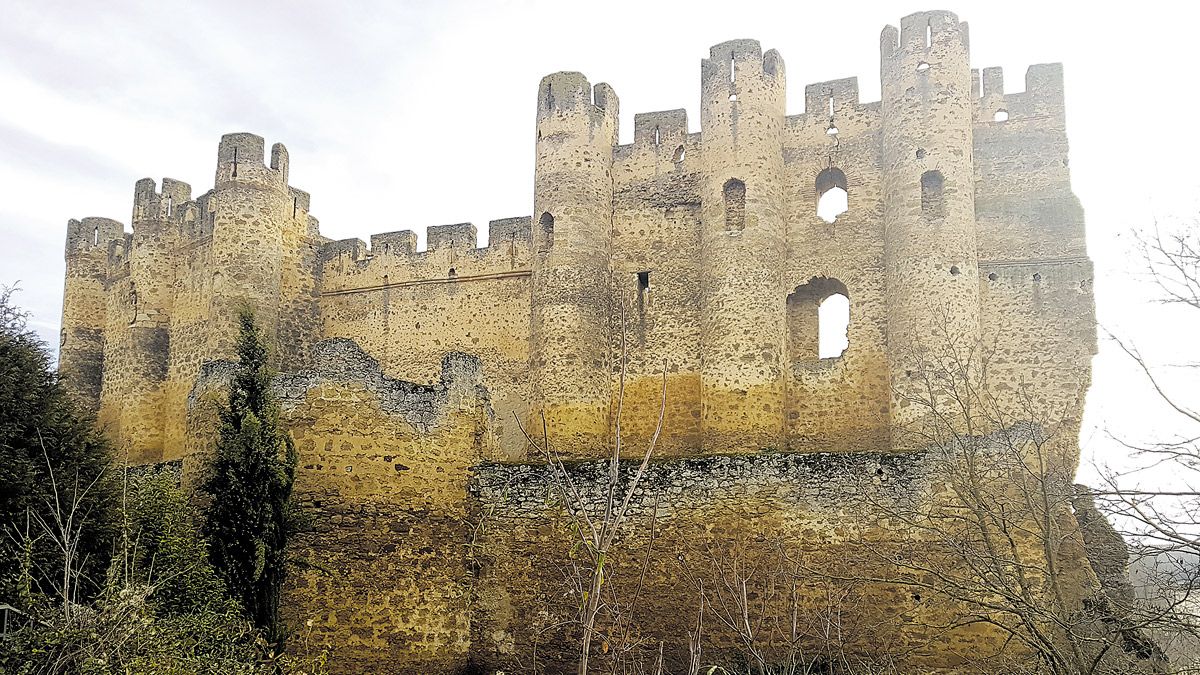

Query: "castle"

xmin=59 ymin=10 xmax=1100 ymax=673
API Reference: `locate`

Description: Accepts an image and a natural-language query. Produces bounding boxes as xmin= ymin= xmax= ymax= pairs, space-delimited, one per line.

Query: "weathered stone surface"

xmin=56 ymin=10 xmax=1101 ymax=674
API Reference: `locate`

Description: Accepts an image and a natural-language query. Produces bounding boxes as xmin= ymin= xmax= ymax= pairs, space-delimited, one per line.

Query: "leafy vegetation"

xmin=0 ymin=290 xmax=321 ymax=674
xmin=0 ymin=286 xmax=117 ymax=608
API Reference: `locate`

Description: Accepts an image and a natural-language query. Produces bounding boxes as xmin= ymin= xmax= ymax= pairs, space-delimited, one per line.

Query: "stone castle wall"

xmin=56 ymin=10 xmax=1100 ymax=672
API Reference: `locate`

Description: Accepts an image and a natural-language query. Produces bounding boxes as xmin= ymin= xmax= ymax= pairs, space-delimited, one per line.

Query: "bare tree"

xmin=793 ymin=317 xmax=1166 ymax=674
xmin=676 ymin=535 xmax=903 ymax=675
xmin=515 ymin=308 xmax=669 ymax=675
xmin=1093 ymin=221 xmax=1200 ymax=671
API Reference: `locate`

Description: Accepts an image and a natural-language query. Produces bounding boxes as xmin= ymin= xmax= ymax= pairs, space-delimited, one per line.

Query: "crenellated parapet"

xmin=973 ymin=63 xmax=1065 ymax=124
xmin=318 ymin=217 xmax=533 ymax=294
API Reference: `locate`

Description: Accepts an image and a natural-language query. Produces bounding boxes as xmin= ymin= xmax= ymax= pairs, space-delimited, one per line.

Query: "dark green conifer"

xmin=201 ymin=309 xmax=296 ymax=643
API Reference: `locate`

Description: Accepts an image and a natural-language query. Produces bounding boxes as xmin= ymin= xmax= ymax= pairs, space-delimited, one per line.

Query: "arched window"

xmin=818 ymin=294 xmax=849 ymax=358
xmin=787 ymin=277 xmax=850 ymax=362
xmin=723 ymin=178 xmax=746 ymax=232
xmin=921 ymin=170 xmax=945 ymax=220
xmin=815 ymin=167 xmax=848 ymax=224
xmin=538 ymin=212 xmax=554 ymax=251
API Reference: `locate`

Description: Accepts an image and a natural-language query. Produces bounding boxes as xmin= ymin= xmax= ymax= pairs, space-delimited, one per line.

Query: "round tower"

xmin=116 ymin=178 xmax=190 ymax=462
xmin=207 ymin=133 xmax=290 ymax=360
xmin=61 ymin=216 xmax=124 ymax=413
xmin=530 ymin=72 xmax=617 ymax=456
xmin=698 ymin=40 xmax=788 ymax=453
xmin=880 ymin=11 xmax=982 ymax=442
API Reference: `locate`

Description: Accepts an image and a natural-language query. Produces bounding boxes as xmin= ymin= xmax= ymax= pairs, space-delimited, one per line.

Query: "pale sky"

xmin=2 ymin=0 xmax=1198 ymax=482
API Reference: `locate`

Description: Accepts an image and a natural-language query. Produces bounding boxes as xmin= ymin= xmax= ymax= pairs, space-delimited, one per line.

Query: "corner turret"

xmin=61 ymin=217 xmax=125 ymax=413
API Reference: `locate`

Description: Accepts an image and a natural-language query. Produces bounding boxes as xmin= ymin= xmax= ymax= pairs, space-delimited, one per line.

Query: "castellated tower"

xmin=881 ymin=11 xmax=981 ymax=438
xmin=61 ymin=217 xmax=124 ymax=412
xmin=530 ymin=73 xmax=619 ymax=455
xmin=698 ymin=40 xmax=788 ymax=453
xmin=109 ymin=178 xmax=190 ymax=462
xmin=207 ymin=134 xmax=291 ymax=360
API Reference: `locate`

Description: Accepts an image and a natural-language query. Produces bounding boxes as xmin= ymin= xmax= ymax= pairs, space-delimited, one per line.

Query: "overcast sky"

xmin=2 ymin=0 xmax=1198 ymax=482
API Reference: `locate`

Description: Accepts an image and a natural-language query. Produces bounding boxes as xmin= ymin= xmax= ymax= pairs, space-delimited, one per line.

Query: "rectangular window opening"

xmin=637 ymin=270 xmax=651 ymax=291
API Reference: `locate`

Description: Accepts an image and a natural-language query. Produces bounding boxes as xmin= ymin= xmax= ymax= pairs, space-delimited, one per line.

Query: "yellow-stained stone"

xmin=57 ymin=10 xmax=1100 ymax=674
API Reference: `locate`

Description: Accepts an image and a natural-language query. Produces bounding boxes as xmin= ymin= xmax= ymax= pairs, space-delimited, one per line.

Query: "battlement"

xmin=804 ymin=78 xmax=860 ymax=117
xmin=880 ymin=10 xmax=968 ymax=59
xmin=132 ymin=177 xmax=193 ymax=225
xmin=214 ymin=132 xmax=289 ymax=190
xmin=427 ymin=223 xmax=477 ymax=250
xmin=972 ymin=63 xmax=1066 ymax=122
xmin=487 ymin=216 xmax=532 ymax=245
xmin=633 ymin=109 xmax=689 ymax=149
xmin=701 ymin=39 xmax=785 ymax=90
xmin=536 ymin=72 xmax=618 ymax=127
xmin=318 ymin=217 xmax=533 ymax=294
xmin=369 ymin=230 xmax=418 ymax=256
xmin=65 ymin=217 xmax=125 ymax=257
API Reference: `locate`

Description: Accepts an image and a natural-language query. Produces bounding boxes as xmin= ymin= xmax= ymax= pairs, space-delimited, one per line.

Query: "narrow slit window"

xmin=232 ymin=147 xmax=239 ymax=177
xmin=293 ymin=197 xmax=298 ymax=218
xmin=637 ymin=271 xmax=650 ymax=294
xmin=539 ymin=212 xmax=555 ymax=251
xmin=723 ymin=178 xmax=746 ymax=232
xmin=925 ymin=22 xmax=932 ymax=48
xmin=921 ymin=170 xmax=945 ymax=220
xmin=815 ymin=167 xmax=848 ymax=224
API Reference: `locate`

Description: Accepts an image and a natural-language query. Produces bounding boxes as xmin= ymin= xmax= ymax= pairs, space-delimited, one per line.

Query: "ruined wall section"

xmin=610 ymin=112 xmax=704 ymax=454
xmin=972 ymin=64 xmax=1095 ymax=455
xmin=972 ymin=64 xmax=1083 ymax=260
xmin=782 ymin=79 xmax=890 ymax=451
xmin=470 ymin=451 xmax=1004 ymax=672
xmin=317 ymin=219 xmax=532 ymax=458
xmin=184 ymin=340 xmax=490 ymax=673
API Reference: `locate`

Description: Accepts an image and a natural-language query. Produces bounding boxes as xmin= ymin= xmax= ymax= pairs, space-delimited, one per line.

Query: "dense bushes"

xmin=0 ymin=289 xmax=322 ymax=674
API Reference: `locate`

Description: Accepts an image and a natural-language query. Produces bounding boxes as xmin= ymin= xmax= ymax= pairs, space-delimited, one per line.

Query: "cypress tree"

xmin=200 ymin=309 xmax=296 ymax=643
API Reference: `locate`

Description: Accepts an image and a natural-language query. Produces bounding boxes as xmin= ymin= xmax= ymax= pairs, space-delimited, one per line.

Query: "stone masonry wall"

xmin=184 ymin=339 xmax=490 ymax=673
xmin=55 ymin=10 xmax=1101 ymax=674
